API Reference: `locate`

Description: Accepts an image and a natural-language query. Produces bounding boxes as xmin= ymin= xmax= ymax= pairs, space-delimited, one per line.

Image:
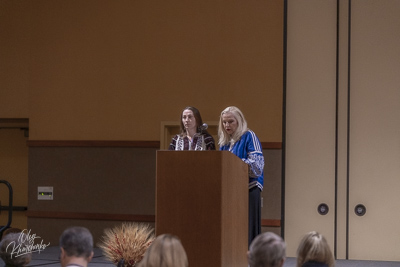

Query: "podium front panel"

xmin=156 ymin=150 xmax=248 ymax=267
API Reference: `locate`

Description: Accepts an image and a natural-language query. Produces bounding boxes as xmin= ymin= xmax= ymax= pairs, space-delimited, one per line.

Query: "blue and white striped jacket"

xmin=220 ymin=130 xmax=264 ymax=190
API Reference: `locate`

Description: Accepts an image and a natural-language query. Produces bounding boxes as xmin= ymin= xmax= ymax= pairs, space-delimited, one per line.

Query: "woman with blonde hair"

xmin=138 ymin=234 xmax=188 ymax=267
xmin=218 ymin=106 xmax=264 ymax=247
xmin=296 ymin=231 xmax=334 ymax=267
xmin=248 ymin=232 xmax=286 ymax=267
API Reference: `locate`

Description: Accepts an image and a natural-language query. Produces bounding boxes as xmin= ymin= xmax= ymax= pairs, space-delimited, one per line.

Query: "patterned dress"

xmin=168 ymin=132 xmax=215 ymax=151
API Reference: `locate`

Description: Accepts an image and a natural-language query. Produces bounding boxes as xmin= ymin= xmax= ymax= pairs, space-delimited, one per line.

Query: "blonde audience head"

xmin=138 ymin=234 xmax=188 ymax=267
xmin=296 ymin=231 xmax=334 ymax=267
xmin=248 ymin=232 xmax=286 ymax=267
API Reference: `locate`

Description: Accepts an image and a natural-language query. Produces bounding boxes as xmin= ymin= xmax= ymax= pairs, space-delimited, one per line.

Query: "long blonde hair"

xmin=218 ymin=106 xmax=248 ymax=146
xmin=296 ymin=231 xmax=334 ymax=267
xmin=138 ymin=234 xmax=188 ymax=267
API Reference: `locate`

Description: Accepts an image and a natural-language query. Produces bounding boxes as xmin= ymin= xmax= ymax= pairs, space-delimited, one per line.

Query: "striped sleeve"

xmin=242 ymin=130 xmax=264 ymax=178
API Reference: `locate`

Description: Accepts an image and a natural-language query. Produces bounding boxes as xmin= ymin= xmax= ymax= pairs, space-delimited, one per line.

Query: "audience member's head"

xmin=248 ymin=232 xmax=286 ymax=267
xmin=138 ymin=234 xmax=188 ymax=267
xmin=296 ymin=231 xmax=334 ymax=267
xmin=0 ymin=232 xmax=32 ymax=266
xmin=1 ymin=227 xmax=22 ymax=240
xmin=59 ymin=226 xmax=94 ymax=267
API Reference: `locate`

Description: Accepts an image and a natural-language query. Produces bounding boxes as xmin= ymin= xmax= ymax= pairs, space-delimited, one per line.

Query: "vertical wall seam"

xmin=281 ymin=0 xmax=288 ymax=240
xmin=346 ymin=0 xmax=352 ymax=260
xmin=334 ymin=0 xmax=340 ymax=259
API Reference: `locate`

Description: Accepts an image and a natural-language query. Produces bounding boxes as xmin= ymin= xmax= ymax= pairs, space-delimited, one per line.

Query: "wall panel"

xmin=285 ymin=0 xmax=400 ymax=261
xmin=0 ymin=1 xmax=30 ymax=118
xmin=285 ymin=0 xmax=338 ymax=257
xmin=27 ymin=145 xmax=282 ymax=245
xmin=27 ymin=146 xmax=156 ymax=243
xmin=348 ymin=0 xmax=400 ymax=261
xmin=28 ymin=147 xmax=156 ymax=214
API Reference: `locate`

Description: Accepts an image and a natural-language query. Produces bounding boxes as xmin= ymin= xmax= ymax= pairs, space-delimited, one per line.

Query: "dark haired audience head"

xmin=59 ymin=226 xmax=94 ymax=267
xmin=296 ymin=231 xmax=334 ymax=267
xmin=248 ymin=232 xmax=286 ymax=267
xmin=0 ymin=232 xmax=32 ymax=266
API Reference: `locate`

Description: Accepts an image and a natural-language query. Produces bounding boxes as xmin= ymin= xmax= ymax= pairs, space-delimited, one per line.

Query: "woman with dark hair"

xmin=0 ymin=232 xmax=32 ymax=266
xmin=168 ymin=106 xmax=215 ymax=151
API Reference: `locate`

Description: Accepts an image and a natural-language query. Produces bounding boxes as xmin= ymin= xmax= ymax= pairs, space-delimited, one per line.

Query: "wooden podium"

xmin=156 ymin=150 xmax=248 ymax=267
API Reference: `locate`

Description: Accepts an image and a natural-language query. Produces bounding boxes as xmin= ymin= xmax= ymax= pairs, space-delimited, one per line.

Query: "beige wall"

xmin=285 ymin=0 xmax=337 ymax=257
xmin=285 ymin=0 xmax=400 ymax=261
xmin=0 ymin=0 xmax=283 ymax=141
xmin=0 ymin=2 xmax=30 ymax=118
xmin=0 ymin=0 xmax=284 ymax=245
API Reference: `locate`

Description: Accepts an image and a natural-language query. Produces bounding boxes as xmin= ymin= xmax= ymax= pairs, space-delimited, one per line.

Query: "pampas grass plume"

xmin=98 ymin=222 xmax=155 ymax=267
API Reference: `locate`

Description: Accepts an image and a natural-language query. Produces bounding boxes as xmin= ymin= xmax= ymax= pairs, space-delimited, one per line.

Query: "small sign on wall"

xmin=38 ymin=186 xmax=53 ymax=200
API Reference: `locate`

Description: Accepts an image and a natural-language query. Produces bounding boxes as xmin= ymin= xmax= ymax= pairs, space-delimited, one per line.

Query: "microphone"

xmin=200 ymin=123 xmax=208 ymax=131
xmin=200 ymin=123 xmax=208 ymax=130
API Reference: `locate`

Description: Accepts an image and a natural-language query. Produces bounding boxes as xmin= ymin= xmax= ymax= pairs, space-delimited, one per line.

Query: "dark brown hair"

xmin=179 ymin=106 xmax=204 ymax=136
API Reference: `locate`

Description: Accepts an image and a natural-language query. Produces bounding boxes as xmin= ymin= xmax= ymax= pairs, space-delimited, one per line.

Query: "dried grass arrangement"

xmin=98 ymin=222 xmax=155 ymax=267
